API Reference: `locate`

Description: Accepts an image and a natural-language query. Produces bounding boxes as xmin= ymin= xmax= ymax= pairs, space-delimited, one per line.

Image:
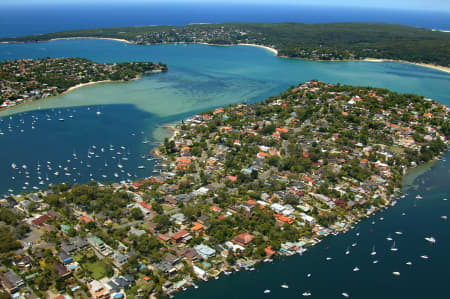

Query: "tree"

xmin=130 ymin=207 xmax=144 ymax=220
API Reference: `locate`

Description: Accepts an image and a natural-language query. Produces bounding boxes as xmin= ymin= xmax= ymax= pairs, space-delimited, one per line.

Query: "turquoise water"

xmin=0 ymin=40 xmax=449 ymax=298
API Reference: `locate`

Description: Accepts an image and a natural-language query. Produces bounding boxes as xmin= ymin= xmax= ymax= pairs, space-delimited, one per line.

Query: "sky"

xmin=1 ymin=0 xmax=449 ymax=12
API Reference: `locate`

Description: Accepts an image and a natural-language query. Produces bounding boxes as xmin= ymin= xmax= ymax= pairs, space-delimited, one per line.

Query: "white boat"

xmin=441 ymin=216 xmax=447 ymax=220
xmin=372 ymin=260 xmax=379 ymax=264
xmin=351 ymin=243 xmax=357 ymax=247
xmin=302 ymin=292 xmax=312 ymax=297
xmin=379 ymin=217 xmax=384 ymax=221
xmin=370 ymin=246 xmax=376 ymax=256
xmin=264 ymin=290 xmax=271 ymax=294
xmin=391 ymin=241 xmax=398 ymax=252
xmin=345 ymin=247 xmax=350 ymax=255
xmin=395 ymin=231 xmax=403 ymax=235
xmin=416 ymin=195 xmax=423 ymax=200
xmin=393 ymin=272 xmax=400 ymax=276
xmin=356 ymin=232 xmax=360 ymax=236
xmin=353 ymin=266 xmax=360 ymax=272
xmin=420 ymin=255 xmax=429 ymax=259
xmin=424 ymin=237 xmax=436 ymax=244
xmin=326 ymin=257 xmax=333 ymax=261
xmin=11 ymin=163 xmax=17 ymax=169
xmin=386 ymin=234 xmax=393 ymax=241
xmin=307 ymin=273 xmax=311 ymax=278
xmin=281 ymin=284 xmax=289 ymax=289
xmin=342 ymin=292 xmax=350 ymax=298
xmin=406 ymin=261 xmax=412 ymax=266
xmin=443 ymin=198 xmax=448 ymax=201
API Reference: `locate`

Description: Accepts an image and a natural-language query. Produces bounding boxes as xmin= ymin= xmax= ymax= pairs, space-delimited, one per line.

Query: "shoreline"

xmin=3 ymin=36 xmax=449 ymax=74
xmin=61 ymin=80 xmax=113 ymax=95
xmin=362 ymin=58 xmax=450 ymax=74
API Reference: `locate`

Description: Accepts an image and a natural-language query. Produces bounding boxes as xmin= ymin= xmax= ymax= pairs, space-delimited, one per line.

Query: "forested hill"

xmin=2 ymin=22 xmax=449 ymax=67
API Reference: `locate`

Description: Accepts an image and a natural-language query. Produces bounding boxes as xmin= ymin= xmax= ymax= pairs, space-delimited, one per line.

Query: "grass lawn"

xmin=84 ymin=260 xmax=108 ymax=280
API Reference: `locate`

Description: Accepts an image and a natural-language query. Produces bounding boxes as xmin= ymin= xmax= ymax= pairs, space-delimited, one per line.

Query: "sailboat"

xmin=370 ymin=246 xmax=376 ymax=256
xmin=390 ymin=241 xmax=398 ymax=252
xmin=353 ymin=266 xmax=360 ymax=272
xmin=345 ymin=247 xmax=350 ymax=255
xmin=386 ymin=234 xmax=393 ymax=241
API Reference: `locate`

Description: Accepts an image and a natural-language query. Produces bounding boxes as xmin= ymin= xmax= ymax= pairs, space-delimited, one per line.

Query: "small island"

xmin=0 ymin=81 xmax=448 ymax=298
xmin=1 ymin=23 xmax=449 ymax=69
xmin=0 ymin=58 xmax=168 ymax=109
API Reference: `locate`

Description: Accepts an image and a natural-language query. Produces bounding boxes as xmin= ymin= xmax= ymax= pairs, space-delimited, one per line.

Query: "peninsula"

xmin=0 ymin=81 xmax=448 ymax=298
xmin=1 ymin=23 xmax=449 ymax=69
xmin=0 ymin=58 xmax=168 ymax=109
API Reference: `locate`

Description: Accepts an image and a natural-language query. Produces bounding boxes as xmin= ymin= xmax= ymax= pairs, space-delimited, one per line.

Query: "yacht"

xmin=441 ymin=216 xmax=447 ymax=220
xmin=345 ymin=247 xmax=350 ymax=255
xmin=281 ymin=284 xmax=289 ymax=289
xmin=393 ymin=272 xmax=400 ymax=276
xmin=351 ymin=243 xmax=357 ymax=247
xmin=302 ymin=292 xmax=312 ymax=297
xmin=370 ymin=246 xmax=376 ymax=256
xmin=372 ymin=260 xmax=379 ymax=264
xmin=326 ymin=257 xmax=333 ymax=261
xmin=395 ymin=231 xmax=403 ymax=235
xmin=386 ymin=234 xmax=393 ymax=241
xmin=264 ymin=290 xmax=271 ymax=294
xmin=424 ymin=237 xmax=436 ymax=244
xmin=353 ymin=266 xmax=360 ymax=272
xmin=406 ymin=261 xmax=412 ymax=266
xmin=342 ymin=292 xmax=350 ymax=298
xmin=416 ymin=194 xmax=423 ymax=200
xmin=420 ymin=255 xmax=429 ymax=259
xmin=307 ymin=273 xmax=311 ymax=278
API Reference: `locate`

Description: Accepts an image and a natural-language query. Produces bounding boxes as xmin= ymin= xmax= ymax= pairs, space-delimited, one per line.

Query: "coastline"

xmin=3 ymin=36 xmax=448 ymax=74
xmin=61 ymin=80 xmax=113 ymax=95
xmin=49 ymin=37 xmax=134 ymax=44
xmin=362 ymin=58 xmax=450 ymax=74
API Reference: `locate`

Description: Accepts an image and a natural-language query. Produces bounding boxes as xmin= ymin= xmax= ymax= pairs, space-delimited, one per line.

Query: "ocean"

xmin=0 ymin=4 xmax=449 ymax=299
xmin=0 ymin=3 xmax=450 ymax=38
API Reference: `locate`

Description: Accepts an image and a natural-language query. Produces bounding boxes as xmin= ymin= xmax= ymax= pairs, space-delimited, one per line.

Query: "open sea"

xmin=0 ymin=3 xmax=449 ymax=299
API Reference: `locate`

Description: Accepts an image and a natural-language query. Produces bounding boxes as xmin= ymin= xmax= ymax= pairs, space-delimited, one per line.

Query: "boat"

xmin=379 ymin=217 xmax=384 ymax=220
xmin=386 ymin=234 xmax=393 ymax=241
xmin=342 ymin=292 xmax=350 ymax=298
xmin=58 ymin=118 xmax=64 ymax=121
xmin=353 ymin=266 xmax=360 ymax=272
xmin=307 ymin=273 xmax=311 ymax=278
xmin=406 ymin=261 xmax=412 ymax=265
xmin=370 ymin=246 xmax=376 ymax=256
xmin=441 ymin=216 xmax=447 ymax=220
xmin=326 ymin=257 xmax=333 ymax=261
xmin=393 ymin=272 xmax=400 ymax=276
xmin=302 ymin=292 xmax=312 ymax=296
xmin=138 ymin=166 xmax=145 ymax=170
xmin=390 ymin=241 xmax=398 ymax=252
xmin=264 ymin=290 xmax=271 ymax=294
xmin=372 ymin=260 xmax=379 ymax=264
xmin=11 ymin=163 xmax=17 ymax=169
xmin=420 ymin=255 xmax=429 ymax=259
xmin=356 ymin=232 xmax=360 ymax=236
xmin=443 ymin=198 xmax=448 ymax=201
xmin=424 ymin=237 xmax=436 ymax=244
xmin=345 ymin=247 xmax=350 ymax=255
xmin=395 ymin=231 xmax=403 ymax=235
xmin=416 ymin=195 xmax=423 ymax=200
xmin=281 ymin=284 xmax=289 ymax=289
xmin=351 ymin=242 xmax=357 ymax=247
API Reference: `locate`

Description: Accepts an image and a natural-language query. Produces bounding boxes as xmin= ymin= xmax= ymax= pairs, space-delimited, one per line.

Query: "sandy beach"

xmin=49 ymin=37 xmax=134 ymax=44
xmin=237 ymin=43 xmax=278 ymax=55
xmin=61 ymin=80 xmax=113 ymax=95
xmin=363 ymin=58 xmax=450 ymax=74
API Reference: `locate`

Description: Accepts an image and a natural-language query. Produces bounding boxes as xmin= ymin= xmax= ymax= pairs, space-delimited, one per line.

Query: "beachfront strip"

xmin=0 ymin=81 xmax=449 ymax=298
xmin=0 ymin=58 xmax=168 ymax=109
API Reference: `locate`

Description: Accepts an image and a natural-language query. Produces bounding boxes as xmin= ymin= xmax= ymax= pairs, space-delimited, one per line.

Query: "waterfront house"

xmin=232 ymin=232 xmax=255 ymax=247
xmin=194 ymin=244 xmax=216 ymax=259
